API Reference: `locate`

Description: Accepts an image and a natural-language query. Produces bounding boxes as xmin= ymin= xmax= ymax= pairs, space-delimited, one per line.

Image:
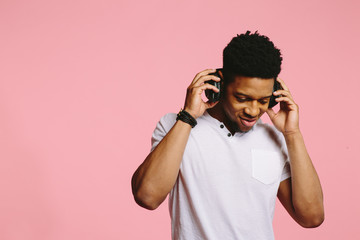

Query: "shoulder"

xmin=154 ymin=111 xmax=213 ymax=136
xmin=151 ymin=112 xmax=177 ymax=151
xmin=159 ymin=112 xmax=177 ymax=126
xmin=254 ymin=119 xmax=286 ymax=148
xmin=255 ymin=119 xmax=282 ymax=136
xmin=154 ymin=112 xmax=177 ymax=133
xmin=157 ymin=111 xmax=212 ymax=130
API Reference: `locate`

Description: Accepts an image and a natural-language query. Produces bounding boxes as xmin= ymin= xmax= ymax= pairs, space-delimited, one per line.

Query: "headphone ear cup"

xmin=268 ymin=78 xmax=281 ymax=108
xmin=205 ymin=69 xmax=222 ymax=102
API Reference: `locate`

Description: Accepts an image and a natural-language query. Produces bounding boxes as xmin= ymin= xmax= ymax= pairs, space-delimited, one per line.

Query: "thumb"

xmin=205 ymin=100 xmax=219 ymax=109
xmin=266 ymin=108 xmax=276 ymax=120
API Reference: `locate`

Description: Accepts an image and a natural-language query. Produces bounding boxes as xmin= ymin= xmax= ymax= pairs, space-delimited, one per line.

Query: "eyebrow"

xmin=235 ymin=92 xmax=273 ymax=100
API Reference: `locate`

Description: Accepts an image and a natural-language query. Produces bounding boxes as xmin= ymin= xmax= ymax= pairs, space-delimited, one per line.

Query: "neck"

xmin=207 ymin=101 xmax=239 ymax=135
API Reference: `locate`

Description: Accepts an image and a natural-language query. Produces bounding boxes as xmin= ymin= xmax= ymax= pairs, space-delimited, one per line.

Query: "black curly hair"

xmin=222 ymin=30 xmax=282 ymax=83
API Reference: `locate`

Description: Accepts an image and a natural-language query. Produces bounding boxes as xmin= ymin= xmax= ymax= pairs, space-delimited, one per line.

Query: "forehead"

xmin=227 ymin=76 xmax=274 ymax=98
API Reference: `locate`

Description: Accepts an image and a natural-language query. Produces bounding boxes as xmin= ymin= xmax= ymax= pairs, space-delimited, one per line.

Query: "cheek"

xmin=226 ymin=101 xmax=244 ymax=115
xmin=258 ymin=105 xmax=268 ymax=115
xmin=260 ymin=104 xmax=269 ymax=112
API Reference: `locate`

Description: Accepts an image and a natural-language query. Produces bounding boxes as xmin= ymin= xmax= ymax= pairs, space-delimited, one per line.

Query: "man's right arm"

xmin=131 ymin=68 xmax=220 ymax=210
xmin=131 ymin=120 xmax=192 ymax=210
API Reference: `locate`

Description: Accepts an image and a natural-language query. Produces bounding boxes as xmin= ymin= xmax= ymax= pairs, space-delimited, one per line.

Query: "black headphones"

xmin=205 ymin=68 xmax=281 ymax=108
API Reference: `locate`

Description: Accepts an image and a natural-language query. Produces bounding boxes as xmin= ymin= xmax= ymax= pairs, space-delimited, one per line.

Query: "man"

xmin=131 ymin=31 xmax=324 ymax=239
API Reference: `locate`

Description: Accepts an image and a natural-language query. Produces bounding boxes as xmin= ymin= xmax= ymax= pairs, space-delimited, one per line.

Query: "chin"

xmin=237 ymin=120 xmax=256 ymax=133
xmin=235 ymin=122 xmax=249 ymax=133
xmin=238 ymin=126 xmax=252 ymax=133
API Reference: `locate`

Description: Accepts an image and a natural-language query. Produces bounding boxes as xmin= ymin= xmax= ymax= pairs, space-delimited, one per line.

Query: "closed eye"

xmin=259 ymin=99 xmax=269 ymax=104
xmin=235 ymin=97 xmax=250 ymax=102
xmin=235 ymin=96 xmax=270 ymax=104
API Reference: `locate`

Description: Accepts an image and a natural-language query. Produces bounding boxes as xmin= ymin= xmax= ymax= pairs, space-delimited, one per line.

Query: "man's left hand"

xmin=266 ymin=78 xmax=300 ymax=135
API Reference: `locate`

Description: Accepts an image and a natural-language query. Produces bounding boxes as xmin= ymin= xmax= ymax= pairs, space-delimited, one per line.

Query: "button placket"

xmin=219 ymin=124 xmax=233 ymax=138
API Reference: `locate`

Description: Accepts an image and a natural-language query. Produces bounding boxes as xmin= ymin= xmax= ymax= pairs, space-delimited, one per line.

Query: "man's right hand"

xmin=183 ymin=69 xmax=221 ymax=119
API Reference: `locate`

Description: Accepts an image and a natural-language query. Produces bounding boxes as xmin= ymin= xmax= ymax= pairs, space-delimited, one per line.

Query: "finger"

xmin=186 ymin=84 xmax=219 ymax=100
xmin=266 ymin=108 xmax=276 ymax=119
xmin=204 ymin=100 xmax=219 ymax=109
xmin=273 ymin=89 xmax=293 ymax=99
xmin=276 ymin=97 xmax=296 ymax=111
xmin=276 ymin=77 xmax=290 ymax=92
xmin=275 ymin=96 xmax=296 ymax=107
xmin=193 ymin=74 xmax=221 ymax=87
xmin=197 ymin=83 xmax=220 ymax=93
xmin=192 ymin=69 xmax=217 ymax=85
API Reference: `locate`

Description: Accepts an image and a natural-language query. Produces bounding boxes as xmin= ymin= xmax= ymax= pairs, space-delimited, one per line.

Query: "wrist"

xmin=183 ymin=107 xmax=198 ymax=119
xmin=177 ymin=108 xmax=197 ymax=128
xmin=283 ymin=129 xmax=302 ymax=140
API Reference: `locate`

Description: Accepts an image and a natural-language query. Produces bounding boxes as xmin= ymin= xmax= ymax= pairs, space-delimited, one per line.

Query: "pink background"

xmin=1 ymin=0 xmax=359 ymax=239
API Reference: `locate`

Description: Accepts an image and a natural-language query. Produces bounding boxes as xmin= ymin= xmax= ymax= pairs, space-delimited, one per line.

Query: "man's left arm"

xmin=266 ymin=78 xmax=324 ymax=228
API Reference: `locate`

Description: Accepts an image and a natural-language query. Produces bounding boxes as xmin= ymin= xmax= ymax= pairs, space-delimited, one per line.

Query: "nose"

xmin=244 ymin=100 xmax=260 ymax=118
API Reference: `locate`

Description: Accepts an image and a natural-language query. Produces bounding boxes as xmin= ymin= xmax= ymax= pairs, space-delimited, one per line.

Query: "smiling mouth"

xmin=239 ymin=117 xmax=257 ymax=127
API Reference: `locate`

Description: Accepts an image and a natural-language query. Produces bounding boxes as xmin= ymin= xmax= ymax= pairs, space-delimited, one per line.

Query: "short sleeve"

xmin=151 ymin=113 xmax=177 ymax=152
xmin=280 ymin=160 xmax=291 ymax=182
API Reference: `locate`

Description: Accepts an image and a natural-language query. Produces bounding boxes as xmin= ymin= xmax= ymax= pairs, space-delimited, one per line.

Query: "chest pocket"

xmin=251 ymin=149 xmax=285 ymax=185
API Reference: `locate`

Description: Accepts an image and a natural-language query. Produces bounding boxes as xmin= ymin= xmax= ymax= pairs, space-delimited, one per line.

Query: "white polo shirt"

xmin=151 ymin=110 xmax=291 ymax=240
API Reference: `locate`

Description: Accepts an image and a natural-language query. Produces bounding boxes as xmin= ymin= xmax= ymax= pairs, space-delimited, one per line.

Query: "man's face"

xmin=221 ymin=75 xmax=274 ymax=132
